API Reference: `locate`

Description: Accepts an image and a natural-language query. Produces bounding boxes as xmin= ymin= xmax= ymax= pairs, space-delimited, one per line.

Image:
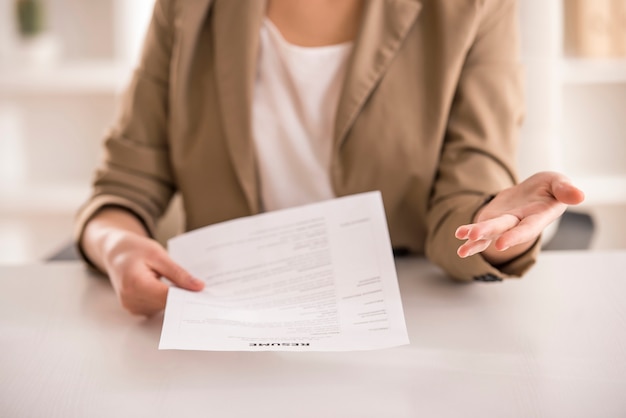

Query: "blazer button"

xmin=474 ymin=273 xmax=502 ymax=282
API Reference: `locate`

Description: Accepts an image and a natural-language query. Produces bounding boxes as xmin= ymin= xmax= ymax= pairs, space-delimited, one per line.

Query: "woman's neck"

xmin=266 ymin=0 xmax=364 ymax=47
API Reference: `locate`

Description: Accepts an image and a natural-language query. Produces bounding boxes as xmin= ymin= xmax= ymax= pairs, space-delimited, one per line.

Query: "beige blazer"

xmin=76 ymin=0 xmax=539 ymax=281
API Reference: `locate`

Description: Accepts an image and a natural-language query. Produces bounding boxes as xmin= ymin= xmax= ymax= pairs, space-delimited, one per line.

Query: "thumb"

xmin=149 ymin=251 xmax=205 ymax=291
xmin=551 ymin=178 xmax=585 ymax=206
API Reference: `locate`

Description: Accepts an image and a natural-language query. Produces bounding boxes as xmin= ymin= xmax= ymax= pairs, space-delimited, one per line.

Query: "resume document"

xmin=159 ymin=192 xmax=409 ymax=351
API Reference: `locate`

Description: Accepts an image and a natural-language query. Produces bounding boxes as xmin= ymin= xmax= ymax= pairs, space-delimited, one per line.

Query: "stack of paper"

xmin=159 ymin=192 xmax=409 ymax=351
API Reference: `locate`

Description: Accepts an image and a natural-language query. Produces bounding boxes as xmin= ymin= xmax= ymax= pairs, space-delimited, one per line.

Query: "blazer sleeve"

xmin=425 ymin=0 xmax=540 ymax=281
xmin=74 ymin=0 xmax=177 ymax=250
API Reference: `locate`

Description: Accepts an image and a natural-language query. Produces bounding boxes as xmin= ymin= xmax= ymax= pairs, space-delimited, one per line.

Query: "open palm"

xmin=456 ymin=171 xmax=585 ymax=259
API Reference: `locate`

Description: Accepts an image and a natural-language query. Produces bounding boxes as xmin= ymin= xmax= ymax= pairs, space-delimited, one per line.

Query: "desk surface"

xmin=1 ymin=251 xmax=625 ymax=418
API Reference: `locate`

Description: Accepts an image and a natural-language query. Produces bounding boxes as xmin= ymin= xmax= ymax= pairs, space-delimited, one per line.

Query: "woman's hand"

xmin=455 ymin=171 xmax=585 ymax=265
xmin=82 ymin=208 xmax=204 ymax=316
xmin=103 ymin=232 xmax=205 ymax=316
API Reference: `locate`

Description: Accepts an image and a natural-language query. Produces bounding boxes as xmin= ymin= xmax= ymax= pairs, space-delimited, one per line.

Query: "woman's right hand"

xmin=103 ymin=231 xmax=204 ymax=316
xmin=81 ymin=208 xmax=204 ymax=316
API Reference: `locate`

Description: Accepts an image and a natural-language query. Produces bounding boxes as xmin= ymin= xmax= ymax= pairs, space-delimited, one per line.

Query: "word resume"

xmin=159 ymin=192 xmax=409 ymax=351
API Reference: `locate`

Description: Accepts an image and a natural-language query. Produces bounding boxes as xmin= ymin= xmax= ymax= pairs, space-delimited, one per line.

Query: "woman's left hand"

xmin=455 ymin=171 xmax=585 ymax=264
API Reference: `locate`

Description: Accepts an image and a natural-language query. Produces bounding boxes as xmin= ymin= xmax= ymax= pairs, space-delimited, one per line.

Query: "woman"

xmin=76 ymin=0 xmax=584 ymax=316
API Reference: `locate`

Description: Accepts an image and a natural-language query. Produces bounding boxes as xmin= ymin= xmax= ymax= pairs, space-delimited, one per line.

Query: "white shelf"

xmin=561 ymin=58 xmax=626 ymax=85
xmin=0 ymin=61 xmax=132 ymax=95
xmin=0 ymin=183 xmax=90 ymax=213
xmin=572 ymin=175 xmax=626 ymax=207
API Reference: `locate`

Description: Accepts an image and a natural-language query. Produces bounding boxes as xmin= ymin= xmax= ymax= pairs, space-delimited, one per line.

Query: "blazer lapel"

xmin=212 ymin=0 xmax=266 ymax=214
xmin=176 ymin=0 xmax=421 ymax=212
xmin=170 ymin=0 xmax=213 ymax=141
xmin=334 ymin=0 xmax=423 ymax=148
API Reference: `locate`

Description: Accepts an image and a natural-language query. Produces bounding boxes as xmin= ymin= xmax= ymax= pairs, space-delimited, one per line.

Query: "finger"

xmin=117 ymin=264 xmax=170 ymax=316
xmin=134 ymin=273 xmax=170 ymax=315
xmin=458 ymin=214 xmax=520 ymax=241
xmin=148 ymin=251 xmax=205 ymax=291
xmin=494 ymin=213 xmax=553 ymax=250
xmin=457 ymin=238 xmax=492 ymax=258
xmin=455 ymin=225 xmax=471 ymax=240
xmin=552 ymin=180 xmax=585 ymax=205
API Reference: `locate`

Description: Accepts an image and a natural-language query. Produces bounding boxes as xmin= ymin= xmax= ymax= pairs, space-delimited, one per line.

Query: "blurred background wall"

xmin=0 ymin=0 xmax=154 ymax=261
xmin=0 ymin=0 xmax=625 ymax=263
xmin=517 ymin=0 xmax=626 ymax=251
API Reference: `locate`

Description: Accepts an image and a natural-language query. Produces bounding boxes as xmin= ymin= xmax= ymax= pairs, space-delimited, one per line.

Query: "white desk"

xmin=1 ymin=251 xmax=625 ymax=418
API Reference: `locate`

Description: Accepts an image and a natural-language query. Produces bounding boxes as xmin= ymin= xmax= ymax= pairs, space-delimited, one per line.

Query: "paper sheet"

xmin=159 ymin=191 xmax=409 ymax=351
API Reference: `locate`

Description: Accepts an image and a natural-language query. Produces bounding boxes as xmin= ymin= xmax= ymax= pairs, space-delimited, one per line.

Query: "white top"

xmin=252 ymin=18 xmax=353 ymax=211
